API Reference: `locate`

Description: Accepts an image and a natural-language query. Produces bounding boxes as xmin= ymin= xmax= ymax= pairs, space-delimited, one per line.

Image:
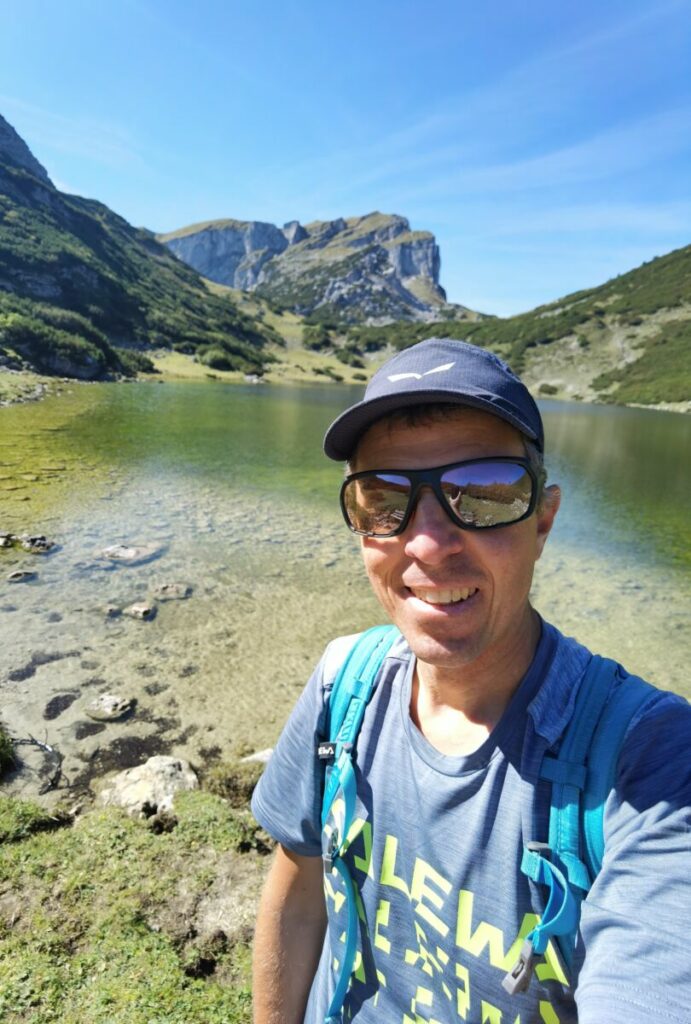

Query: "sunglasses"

xmin=340 ymin=457 xmax=538 ymax=537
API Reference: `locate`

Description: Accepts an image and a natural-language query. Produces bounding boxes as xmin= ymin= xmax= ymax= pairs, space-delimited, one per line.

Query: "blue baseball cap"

xmin=323 ymin=337 xmax=544 ymax=460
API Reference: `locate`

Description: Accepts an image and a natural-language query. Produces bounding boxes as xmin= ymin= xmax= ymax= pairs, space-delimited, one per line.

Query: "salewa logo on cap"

xmin=388 ymin=361 xmax=455 ymax=383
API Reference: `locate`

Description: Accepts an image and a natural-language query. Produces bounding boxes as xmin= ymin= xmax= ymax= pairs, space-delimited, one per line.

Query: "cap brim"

xmin=323 ymin=387 xmax=540 ymax=461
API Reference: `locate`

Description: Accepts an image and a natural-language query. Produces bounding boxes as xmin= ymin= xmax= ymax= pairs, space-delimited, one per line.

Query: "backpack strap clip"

xmin=502 ymin=938 xmax=537 ymax=995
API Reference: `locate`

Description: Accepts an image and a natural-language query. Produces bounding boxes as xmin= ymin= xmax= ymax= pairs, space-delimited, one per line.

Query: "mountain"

xmin=0 ymin=114 xmax=278 ymax=380
xmin=0 ymin=114 xmax=52 ymax=185
xmin=158 ymin=212 xmax=471 ymax=323
xmin=341 ymin=244 xmax=691 ymax=408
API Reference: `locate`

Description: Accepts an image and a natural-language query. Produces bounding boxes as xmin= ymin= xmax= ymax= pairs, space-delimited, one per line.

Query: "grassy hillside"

xmin=0 ymin=153 xmax=280 ymax=380
xmin=340 ymin=244 xmax=691 ymax=407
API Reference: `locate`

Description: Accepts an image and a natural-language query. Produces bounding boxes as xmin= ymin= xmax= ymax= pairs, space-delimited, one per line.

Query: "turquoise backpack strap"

xmin=581 ymin=667 xmax=656 ymax=875
xmin=320 ymin=624 xmax=400 ymax=1024
xmin=504 ymin=655 xmax=654 ymax=995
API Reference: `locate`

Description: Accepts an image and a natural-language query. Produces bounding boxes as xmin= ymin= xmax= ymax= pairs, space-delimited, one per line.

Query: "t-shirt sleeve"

xmin=251 ymin=648 xmax=331 ymax=857
xmin=575 ymin=689 xmax=691 ymax=1023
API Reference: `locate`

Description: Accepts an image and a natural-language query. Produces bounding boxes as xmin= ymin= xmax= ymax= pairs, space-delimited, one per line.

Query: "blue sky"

xmin=1 ymin=0 xmax=690 ymax=315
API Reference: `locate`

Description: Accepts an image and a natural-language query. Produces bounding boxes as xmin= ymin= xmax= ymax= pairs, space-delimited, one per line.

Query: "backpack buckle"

xmin=322 ymin=829 xmax=340 ymax=872
xmin=502 ymin=938 xmax=536 ymax=995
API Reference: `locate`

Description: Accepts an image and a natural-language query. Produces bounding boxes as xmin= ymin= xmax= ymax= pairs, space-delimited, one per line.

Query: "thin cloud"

xmin=0 ymin=95 xmax=148 ymax=170
xmin=480 ymin=201 xmax=691 ymax=236
xmin=240 ymin=2 xmax=691 ymax=217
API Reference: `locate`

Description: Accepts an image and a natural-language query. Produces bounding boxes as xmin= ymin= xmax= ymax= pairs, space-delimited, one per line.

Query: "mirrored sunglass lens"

xmin=343 ymin=473 xmax=411 ymax=534
xmin=441 ymin=462 xmax=532 ymax=527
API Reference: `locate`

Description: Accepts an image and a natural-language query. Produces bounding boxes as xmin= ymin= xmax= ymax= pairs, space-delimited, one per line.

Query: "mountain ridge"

xmin=158 ymin=211 xmax=464 ymax=323
xmin=0 ymin=115 xmax=279 ymax=381
xmin=0 ymin=111 xmax=688 ymax=409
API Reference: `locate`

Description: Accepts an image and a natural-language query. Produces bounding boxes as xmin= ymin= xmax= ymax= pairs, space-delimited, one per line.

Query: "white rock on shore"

xmin=98 ymin=755 xmax=199 ymax=819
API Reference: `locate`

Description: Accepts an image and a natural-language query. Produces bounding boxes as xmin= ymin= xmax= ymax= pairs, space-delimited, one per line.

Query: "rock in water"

xmin=99 ymin=543 xmax=163 ymax=565
xmin=151 ymin=582 xmax=192 ymax=602
xmin=7 ymin=570 xmax=37 ymax=583
xmin=19 ymin=534 xmax=56 ymax=554
xmin=98 ymin=755 xmax=199 ymax=818
xmin=85 ymin=693 xmax=134 ymax=721
xmin=123 ymin=602 xmax=156 ymax=621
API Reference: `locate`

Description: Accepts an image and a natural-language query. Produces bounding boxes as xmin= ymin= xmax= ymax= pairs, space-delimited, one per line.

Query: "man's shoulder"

xmin=534 ymin=619 xmax=688 ymax=744
xmin=320 ymin=628 xmax=412 ymax=692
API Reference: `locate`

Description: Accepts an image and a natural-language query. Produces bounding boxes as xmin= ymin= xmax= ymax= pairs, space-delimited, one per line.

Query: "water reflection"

xmin=541 ymin=400 xmax=691 ymax=569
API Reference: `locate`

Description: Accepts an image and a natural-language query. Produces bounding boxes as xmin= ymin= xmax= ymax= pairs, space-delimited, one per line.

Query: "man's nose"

xmin=403 ymin=487 xmax=465 ymax=563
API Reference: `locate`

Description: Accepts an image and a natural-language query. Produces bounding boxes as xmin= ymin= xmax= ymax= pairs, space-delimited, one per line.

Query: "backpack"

xmin=319 ymin=624 xmax=656 ymax=1023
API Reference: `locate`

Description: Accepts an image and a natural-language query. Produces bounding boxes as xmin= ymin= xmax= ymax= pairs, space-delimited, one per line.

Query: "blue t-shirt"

xmin=252 ymin=622 xmax=691 ymax=1024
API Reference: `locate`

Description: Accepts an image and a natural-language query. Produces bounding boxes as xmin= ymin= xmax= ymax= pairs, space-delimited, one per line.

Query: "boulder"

xmin=98 ymin=755 xmax=199 ymax=819
xmin=85 ymin=693 xmax=134 ymax=722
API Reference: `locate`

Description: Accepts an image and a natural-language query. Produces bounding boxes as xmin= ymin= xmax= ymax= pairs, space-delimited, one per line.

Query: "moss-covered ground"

xmin=0 ymin=783 xmax=272 ymax=1024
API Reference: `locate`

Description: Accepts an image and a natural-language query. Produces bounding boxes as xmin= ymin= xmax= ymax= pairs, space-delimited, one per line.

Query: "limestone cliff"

xmin=159 ymin=212 xmax=449 ymax=322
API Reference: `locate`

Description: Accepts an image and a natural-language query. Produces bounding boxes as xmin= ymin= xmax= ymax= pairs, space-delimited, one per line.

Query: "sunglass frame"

xmin=340 ymin=456 xmax=539 ymax=537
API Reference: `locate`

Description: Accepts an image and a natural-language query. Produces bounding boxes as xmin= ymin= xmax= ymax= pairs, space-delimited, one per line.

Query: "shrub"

xmin=115 ymin=348 xmax=157 ymax=376
xmin=303 ymin=325 xmax=332 ymax=351
xmin=203 ymin=760 xmax=264 ymax=809
xmin=0 ymin=724 xmax=15 ymax=779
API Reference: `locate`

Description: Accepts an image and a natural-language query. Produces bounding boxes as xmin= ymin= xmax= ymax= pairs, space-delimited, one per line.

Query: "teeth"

xmin=411 ymin=587 xmax=476 ymax=605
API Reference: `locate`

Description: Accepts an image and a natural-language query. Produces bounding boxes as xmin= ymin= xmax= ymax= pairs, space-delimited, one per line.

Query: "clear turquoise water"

xmin=0 ymin=382 xmax=688 ymax=802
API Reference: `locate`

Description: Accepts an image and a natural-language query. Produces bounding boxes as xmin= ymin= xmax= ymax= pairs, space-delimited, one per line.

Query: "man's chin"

xmin=398 ymin=627 xmax=483 ymax=672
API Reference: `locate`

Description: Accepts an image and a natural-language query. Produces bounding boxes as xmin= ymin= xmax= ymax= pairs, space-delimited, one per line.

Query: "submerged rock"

xmin=99 ymin=543 xmax=163 ymax=565
xmin=123 ymin=602 xmax=156 ymax=621
xmin=151 ymin=582 xmax=192 ymax=602
xmin=7 ymin=570 xmax=37 ymax=583
xmin=97 ymin=755 xmax=199 ymax=819
xmin=19 ymin=534 xmax=56 ymax=554
xmin=85 ymin=693 xmax=134 ymax=722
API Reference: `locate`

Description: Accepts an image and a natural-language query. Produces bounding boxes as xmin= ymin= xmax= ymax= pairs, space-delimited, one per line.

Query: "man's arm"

xmin=575 ymin=693 xmax=691 ymax=1022
xmin=253 ymin=844 xmax=327 ymax=1024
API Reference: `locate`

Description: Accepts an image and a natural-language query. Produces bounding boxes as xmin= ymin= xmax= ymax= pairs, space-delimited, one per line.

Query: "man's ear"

xmin=535 ymin=484 xmax=561 ymax=560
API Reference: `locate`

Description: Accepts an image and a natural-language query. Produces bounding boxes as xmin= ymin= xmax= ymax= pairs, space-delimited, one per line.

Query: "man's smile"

xmin=406 ymin=586 xmax=480 ymax=606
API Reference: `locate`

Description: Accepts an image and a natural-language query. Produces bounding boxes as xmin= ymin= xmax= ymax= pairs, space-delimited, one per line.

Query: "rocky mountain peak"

xmin=0 ymin=114 xmax=52 ymax=185
xmin=159 ymin=210 xmax=449 ymax=321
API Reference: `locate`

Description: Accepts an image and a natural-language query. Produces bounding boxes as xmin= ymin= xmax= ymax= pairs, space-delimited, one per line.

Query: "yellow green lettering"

xmin=455 ymin=962 xmax=470 ymax=1020
xmin=411 ymin=858 xmax=452 ymax=936
xmin=380 ymin=835 xmax=410 ymax=896
xmin=374 ymin=899 xmax=392 ymax=954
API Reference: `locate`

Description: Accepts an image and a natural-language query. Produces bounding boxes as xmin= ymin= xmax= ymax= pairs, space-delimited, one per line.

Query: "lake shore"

xmin=3 ymin=355 xmax=689 ymax=413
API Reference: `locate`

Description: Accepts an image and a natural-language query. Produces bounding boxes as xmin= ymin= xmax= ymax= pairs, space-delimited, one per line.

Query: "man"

xmin=251 ymin=338 xmax=690 ymax=1023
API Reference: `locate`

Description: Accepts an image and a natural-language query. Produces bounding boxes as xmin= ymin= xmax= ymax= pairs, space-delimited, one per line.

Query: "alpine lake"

xmin=1 ymin=379 xmax=689 ymax=804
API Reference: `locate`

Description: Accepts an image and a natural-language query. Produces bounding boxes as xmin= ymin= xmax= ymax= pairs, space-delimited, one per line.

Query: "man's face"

xmin=353 ymin=408 xmax=559 ymax=674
